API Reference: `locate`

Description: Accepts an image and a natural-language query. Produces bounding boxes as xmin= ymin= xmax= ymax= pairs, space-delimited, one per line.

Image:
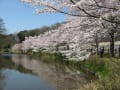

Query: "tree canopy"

xmin=21 ymin=0 xmax=120 ymax=56
xmin=0 ymin=18 xmax=6 ymax=34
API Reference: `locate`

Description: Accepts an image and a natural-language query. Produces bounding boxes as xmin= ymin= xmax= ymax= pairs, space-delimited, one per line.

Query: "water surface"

xmin=0 ymin=54 xmax=88 ymax=90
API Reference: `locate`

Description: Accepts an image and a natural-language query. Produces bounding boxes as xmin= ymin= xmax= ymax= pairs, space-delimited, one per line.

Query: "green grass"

xmin=82 ymin=55 xmax=110 ymax=78
xmin=31 ymin=51 xmax=66 ymax=62
xmin=80 ymin=55 xmax=120 ymax=90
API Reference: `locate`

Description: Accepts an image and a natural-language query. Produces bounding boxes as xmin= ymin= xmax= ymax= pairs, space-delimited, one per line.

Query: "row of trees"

xmin=17 ymin=23 xmax=61 ymax=42
xmin=0 ymin=21 xmax=61 ymax=50
xmin=21 ymin=0 xmax=120 ymax=57
xmin=12 ymin=23 xmax=91 ymax=60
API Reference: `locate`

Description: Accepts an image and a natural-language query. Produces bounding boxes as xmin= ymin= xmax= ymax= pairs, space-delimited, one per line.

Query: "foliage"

xmin=82 ymin=55 xmax=110 ymax=78
xmin=17 ymin=23 xmax=61 ymax=42
xmin=0 ymin=23 xmax=61 ymax=51
xmin=21 ymin=0 xmax=120 ymax=57
xmin=80 ymin=55 xmax=120 ymax=90
xmin=0 ymin=34 xmax=16 ymax=50
xmin=0 ymin=18 xmax=6 ymax=34
xmin=32 ymin=51 xmax=66 ymax=62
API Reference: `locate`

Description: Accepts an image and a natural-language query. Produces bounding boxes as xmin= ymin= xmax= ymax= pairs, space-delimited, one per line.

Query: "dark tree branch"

xmin=93 ymin=0 xmax=118 ymax=10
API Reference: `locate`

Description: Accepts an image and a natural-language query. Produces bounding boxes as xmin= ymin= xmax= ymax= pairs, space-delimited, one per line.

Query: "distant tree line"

xmin=17 ymin=23 xmax=61 ymax=42
xmin=0 ymin=22 xmax=61 ymax=51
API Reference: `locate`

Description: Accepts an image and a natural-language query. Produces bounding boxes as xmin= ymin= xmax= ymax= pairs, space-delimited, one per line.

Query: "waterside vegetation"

xmin=25 ymin=51 xmax=120 ymax=90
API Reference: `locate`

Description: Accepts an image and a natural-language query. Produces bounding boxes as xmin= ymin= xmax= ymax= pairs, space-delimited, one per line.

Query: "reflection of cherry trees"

xmin=11 ymin=55 xmax=88 ymax=89
xmin=12 ymin=43 xmax=22 ymax=52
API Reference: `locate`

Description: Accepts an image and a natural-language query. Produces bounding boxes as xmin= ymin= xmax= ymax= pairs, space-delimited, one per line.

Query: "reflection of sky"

xmin=1 ymin=69 xmax=55 ymax=90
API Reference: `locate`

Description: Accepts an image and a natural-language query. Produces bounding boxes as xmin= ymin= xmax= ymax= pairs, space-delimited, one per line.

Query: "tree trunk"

xmin=110 ymin=31 xmax=114 ymax=57
xmin=95 ymin=34 xmax=99 ymax=55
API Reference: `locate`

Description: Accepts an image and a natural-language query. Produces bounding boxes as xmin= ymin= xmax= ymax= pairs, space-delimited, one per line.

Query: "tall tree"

xmin=0 ymin=18 xmax=6 ymax=34
xmin=21 ymin=0 xmax=120 ymax=56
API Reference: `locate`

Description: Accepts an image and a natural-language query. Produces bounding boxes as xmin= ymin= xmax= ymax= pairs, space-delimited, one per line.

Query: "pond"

xmin=0 ymin=54 xmax=89 ymax=90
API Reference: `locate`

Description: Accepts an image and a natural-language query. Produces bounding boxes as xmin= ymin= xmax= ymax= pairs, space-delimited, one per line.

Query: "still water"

xmin=0 ymin=54 xmax=88 ymax=90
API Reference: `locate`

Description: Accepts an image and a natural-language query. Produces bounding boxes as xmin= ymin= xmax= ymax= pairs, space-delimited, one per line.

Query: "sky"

xmin=0 ymin=0 xmax=65 ymax=34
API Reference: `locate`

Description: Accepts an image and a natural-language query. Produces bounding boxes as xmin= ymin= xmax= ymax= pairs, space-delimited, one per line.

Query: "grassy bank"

xmin=80 ymin=55 xmax=120 ymax=90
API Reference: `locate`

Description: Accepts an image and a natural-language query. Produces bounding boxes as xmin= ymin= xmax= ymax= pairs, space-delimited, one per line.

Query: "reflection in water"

xmin=0 ymin=55 xmax=11 ymax=90
xmin=0 ymin=71 xmax=4 ymax=90
xmin=0 ymin=54 xmax=88 ymax=90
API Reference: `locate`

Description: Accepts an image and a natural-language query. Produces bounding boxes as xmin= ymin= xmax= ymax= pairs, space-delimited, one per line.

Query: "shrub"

xmin=80 ymin=55 xmax=120 ymax=90
xmin=83 ymin=55 xmax=110 ymax=79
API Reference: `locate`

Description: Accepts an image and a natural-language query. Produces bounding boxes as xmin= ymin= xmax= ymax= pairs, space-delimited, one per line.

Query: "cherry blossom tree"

xmin=17 ymin=22 xmax=91 ymax=60
xmin=20 ymin=0 xmax=120 ymax=22
xmin=12 ymin=43 xmax=22 ymax=52
xmin=20 ymin=0 xmax=120 ymax=56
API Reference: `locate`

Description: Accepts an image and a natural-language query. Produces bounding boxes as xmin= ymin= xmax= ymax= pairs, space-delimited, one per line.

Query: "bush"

xmin=80 ymin=55 xmax=120 ymax=90
xmin=83 ymin=55 xmax=110 ymax=79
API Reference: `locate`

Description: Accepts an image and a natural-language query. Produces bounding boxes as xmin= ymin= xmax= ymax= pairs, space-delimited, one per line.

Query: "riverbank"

xmin=30 ymin=52 xmax=120 ymax=90
xmin=79 ymin=55 xmax=120 ymax=90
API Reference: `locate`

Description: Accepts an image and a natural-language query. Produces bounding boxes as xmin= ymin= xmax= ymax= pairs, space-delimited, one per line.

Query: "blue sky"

xmin=0 ymin=0 xmax=65 ymax=34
